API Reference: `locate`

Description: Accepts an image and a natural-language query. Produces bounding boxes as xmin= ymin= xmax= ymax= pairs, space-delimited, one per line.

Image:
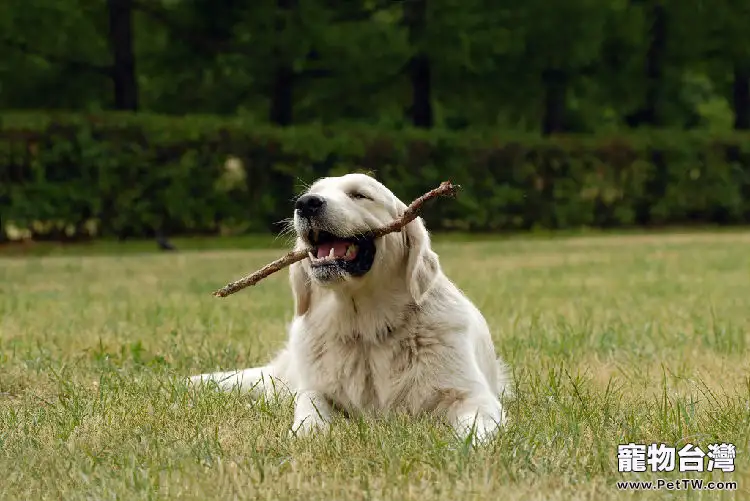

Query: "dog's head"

xmin=289 ymin=173 xmax=440 ymax=315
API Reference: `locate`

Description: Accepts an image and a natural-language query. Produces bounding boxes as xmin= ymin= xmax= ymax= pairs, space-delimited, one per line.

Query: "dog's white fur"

xmin=189 ymin=173 xmax=511 ymax=443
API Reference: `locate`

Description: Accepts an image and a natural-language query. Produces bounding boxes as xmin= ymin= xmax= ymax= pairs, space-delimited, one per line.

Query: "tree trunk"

xmin=733 ymin=64 xmax=750 ymax=130
xmin=541 ymin=69 xmax=568 ymax=135
xmin=625 ymin=2 xmax=667 ymax=127
xmin=266 ymin=0 xmax=299 ymax=232
xmin=268 ymin=60 xmax=294 ymax=231
xmin=270 ymin=65 xmax=294 ymax=126
xmin=404 ymin=0 xmax=433 ymax=128
xmin=269 ymin=0 xmax=296 ymax=126
xmin=107 ymin=0 xmax=138 ymax=110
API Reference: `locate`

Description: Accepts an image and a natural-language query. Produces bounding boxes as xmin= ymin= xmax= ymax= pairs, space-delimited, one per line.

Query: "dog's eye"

xmin=348 ymin=192 xmax=371 ymax=201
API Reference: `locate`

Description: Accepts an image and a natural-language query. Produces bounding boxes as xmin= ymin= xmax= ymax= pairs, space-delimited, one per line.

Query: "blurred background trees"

xmin=1 ymin=0 xmax=748 ymax=133
xmin=2 ymin=0 xmax=750 ymax=242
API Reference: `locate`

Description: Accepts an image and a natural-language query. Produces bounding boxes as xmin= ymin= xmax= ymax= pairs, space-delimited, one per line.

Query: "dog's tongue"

xmin=317 ymin=240 xmax=350 ymax=259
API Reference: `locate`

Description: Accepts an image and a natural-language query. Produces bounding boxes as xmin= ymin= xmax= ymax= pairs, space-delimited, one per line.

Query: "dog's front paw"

xmin=455 ymin=411 xmax=505 ymax=446
xmin=288 ymin=414 xmax=329 ymax=438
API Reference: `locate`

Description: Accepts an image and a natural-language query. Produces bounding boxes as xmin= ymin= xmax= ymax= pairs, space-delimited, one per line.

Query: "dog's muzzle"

xmin=294 ymin=194 xmax=376 ymax=280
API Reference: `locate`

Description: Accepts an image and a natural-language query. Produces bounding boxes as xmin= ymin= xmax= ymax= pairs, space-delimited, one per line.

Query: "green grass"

xmin=1 ymin=231 xmax=749 ymax=500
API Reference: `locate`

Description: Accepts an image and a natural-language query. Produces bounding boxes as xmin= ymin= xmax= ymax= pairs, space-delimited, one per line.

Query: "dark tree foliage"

xmin=2 ymin=0 xmax=750 ymax=241
xmin=0 ymin=0 xmax=747 ymax=131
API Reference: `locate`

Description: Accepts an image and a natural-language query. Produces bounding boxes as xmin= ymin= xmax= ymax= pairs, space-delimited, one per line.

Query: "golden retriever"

xmin=189 ymin=173 xmax=511 ymax=443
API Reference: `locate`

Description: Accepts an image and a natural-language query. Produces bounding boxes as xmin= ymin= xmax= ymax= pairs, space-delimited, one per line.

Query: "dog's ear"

xmin=289 ymin=259 xmax=311 ymax=316
xmin=404 ymin=216 xmax=440 ymax=305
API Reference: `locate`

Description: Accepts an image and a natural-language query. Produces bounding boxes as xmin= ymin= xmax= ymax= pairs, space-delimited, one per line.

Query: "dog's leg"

xmin=188 ymin=349 xmax=294 ymax=399
xmin=187 ymin=366 xmax=291 ymax=400
xmin=446 ymin=391 xmax=507 ymax=445
xmin=289 ymin=389 xmax=333 ymax=437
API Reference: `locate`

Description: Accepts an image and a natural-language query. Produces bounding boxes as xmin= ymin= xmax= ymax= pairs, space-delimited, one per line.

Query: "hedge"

xmin=1 ymin=111 xmax=750 ymax=241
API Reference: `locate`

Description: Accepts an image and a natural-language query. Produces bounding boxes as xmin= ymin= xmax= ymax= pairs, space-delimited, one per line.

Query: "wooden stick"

xmin=212 ymin=180 xmax=460 ymax=298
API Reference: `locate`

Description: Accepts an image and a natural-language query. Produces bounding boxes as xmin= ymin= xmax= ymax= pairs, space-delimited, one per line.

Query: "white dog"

xmin=189 ymin=173 xmax=512 ymax=443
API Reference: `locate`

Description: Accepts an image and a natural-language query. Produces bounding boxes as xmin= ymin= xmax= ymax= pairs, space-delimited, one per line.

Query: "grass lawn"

xmin=1 ymin=231 xmax=749 ymax=500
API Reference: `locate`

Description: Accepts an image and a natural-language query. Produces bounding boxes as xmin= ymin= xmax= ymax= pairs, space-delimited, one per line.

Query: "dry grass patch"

xmin=1 ymin=231 xmax=749 ymax=500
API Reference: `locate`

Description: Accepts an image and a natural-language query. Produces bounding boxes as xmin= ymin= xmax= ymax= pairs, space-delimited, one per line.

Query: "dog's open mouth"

xmin=308 ymin=232 xmax=359 ymax=264
xmin=306 ymin=229 xmax=376 ymax=276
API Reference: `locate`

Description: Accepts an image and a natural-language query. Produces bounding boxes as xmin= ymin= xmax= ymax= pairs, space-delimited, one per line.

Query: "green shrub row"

xmin=1 ymin=111 xmax=750 ymax=240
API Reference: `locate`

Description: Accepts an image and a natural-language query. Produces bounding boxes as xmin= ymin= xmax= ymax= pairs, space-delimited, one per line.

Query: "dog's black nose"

xmin=295 ymin=194 xmax=326 ymax=217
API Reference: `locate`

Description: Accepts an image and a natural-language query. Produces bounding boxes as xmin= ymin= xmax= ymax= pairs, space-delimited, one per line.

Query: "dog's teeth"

xmin=345 ymin=245 xmax=356 ymax=258
xmin=328 ymin=247 xmax=335 ymax=258
xmin=308 ymin=251 xmax=315 ymax=261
